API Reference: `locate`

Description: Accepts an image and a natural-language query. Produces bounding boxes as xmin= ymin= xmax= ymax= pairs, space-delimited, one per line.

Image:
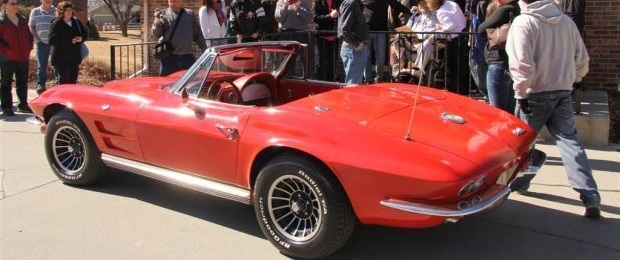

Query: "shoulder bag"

xmin=154 ymin=9 xmax=184 ymax=60
xmin=486 ymin=12 xmax=514 ymax=50
xmin=75 ymin=18 xmax=89 ymax=60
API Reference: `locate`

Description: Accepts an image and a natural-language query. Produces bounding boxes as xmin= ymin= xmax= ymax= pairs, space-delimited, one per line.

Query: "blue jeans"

xmin=36 ymin=42 xmax=52 ymax=86
xmin=487 ymin=63 xmax=515 ymax=113
xmin=469 ymin=55 xmax=487 ymax=97
xmin=364 ymin=33 xmax=387 ymax=83
xmin=516 ymin=90 xmax=601 ymax=207
xmin=341 ymin=42 xmax=369 ymax=85
xmin=160 ymin=54 xmax=195 ymax=76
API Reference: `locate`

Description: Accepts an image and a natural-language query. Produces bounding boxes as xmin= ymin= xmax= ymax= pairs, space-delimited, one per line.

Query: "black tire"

xmin=45 ymin=111 xmax=106 ymax=185
xmin=253 ymin=155 xmax=356 ymax=259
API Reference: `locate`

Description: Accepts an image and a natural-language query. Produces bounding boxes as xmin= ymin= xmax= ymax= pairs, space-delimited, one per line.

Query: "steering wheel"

xmin=204 ymin=79 xmax=242 ymax=104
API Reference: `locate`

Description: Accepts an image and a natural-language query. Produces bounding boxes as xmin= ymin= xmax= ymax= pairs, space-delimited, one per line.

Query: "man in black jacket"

xmin=338 ymin=0 xmax=368 ymax=84
xmin=557 ymin=0 xmax=584 ymax=34
xmin=362 ymin=0 xmax=410 ymax=83
xmin=314 ymin=0 xmax=341 ymax=81
xmin=229 ymin=0 xmax=265 ymax=42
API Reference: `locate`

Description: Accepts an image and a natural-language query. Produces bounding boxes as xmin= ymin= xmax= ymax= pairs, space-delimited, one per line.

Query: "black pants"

xmin=315 ymin=37 xmax=338 ymax=81
xmin=446 ymin=36 xmax=470 ymax=95
xmin=1 ymin=61 xmax=29 ymax=111
xmin=279 ymin=29 xmax=309 ymax=44
xmin=54 ymin=64 xmax=80 ymax=84
xmin=241 ymin=37 xmax=259 ymax=43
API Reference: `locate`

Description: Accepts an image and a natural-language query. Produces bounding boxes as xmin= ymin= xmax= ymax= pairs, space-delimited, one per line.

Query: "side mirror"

xmin=181 ymin=87 xmax=189 ymax=103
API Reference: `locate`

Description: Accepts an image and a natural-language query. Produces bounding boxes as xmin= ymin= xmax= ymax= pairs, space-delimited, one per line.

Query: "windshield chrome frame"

xmin=170 ymin=41 xmax=302 ymax=95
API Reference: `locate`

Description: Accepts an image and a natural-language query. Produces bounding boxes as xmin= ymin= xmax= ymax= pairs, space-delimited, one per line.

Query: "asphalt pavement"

xmin=1 ymin=90 xmax=619 ymax=259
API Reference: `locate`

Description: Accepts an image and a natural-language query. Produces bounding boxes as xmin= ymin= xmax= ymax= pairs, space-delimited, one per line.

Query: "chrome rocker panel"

xmin=101 ymin=154 xmax=251 ymax=204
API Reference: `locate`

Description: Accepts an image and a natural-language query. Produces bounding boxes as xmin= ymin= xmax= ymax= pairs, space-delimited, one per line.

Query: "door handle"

xmin=216 ymin=124 xmax=239 ymax=140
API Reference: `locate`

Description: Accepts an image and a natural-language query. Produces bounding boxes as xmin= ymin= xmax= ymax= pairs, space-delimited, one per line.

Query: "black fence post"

xmin=110 ymin=45 xmax=115 ymax=80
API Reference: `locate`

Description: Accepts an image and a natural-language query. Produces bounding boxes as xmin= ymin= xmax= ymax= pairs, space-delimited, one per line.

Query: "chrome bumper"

xmin=380 ymin=184 xmax=510 ymax=217
xmin=380 ymin=149 xmax=547 ymax=218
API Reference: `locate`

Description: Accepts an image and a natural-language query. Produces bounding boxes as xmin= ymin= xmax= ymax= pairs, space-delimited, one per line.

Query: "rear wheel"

xmin=253 ymin=155 xmax=356 ymax=259
xmin=45 ymin=111 xmax=106 ymax=185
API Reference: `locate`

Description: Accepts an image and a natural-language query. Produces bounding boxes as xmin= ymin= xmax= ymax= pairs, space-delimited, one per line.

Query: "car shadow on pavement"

xmin=0 ymin=113 xmax=33 ymax=122
xmin=544 ymin=155 xmax=620 ymax=173
xmin=82 ymin=169 xmax=265 ymax=239
xmin=79 ymin=170 xmax=619 ymax=260
xmin=327 ymin=199 xmax=620 ymax=260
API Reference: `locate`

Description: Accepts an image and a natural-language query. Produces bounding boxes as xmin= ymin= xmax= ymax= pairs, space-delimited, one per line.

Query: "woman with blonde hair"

xmin=48 ymin=1 xmax=88 ymax=84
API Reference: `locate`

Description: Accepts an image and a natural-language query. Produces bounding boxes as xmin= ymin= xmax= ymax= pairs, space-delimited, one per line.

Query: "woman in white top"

xmin=427 ymin=0 xmax=469 ymax=94
xmin=198 ymin=0 xmax=227 ymax=47
xmin=406 ymin=0 xmax=440 ymax=76
xmin=390 ymin=0 xmax=440 ymax=79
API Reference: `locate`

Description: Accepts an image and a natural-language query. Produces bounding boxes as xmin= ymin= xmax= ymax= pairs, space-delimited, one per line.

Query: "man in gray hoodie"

xmin=506 ymin=0 xmax=600 ymax=218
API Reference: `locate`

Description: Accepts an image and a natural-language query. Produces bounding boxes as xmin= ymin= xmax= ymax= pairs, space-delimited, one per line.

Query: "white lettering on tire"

xmin=258 ymin=197 xmax=290 ymax=249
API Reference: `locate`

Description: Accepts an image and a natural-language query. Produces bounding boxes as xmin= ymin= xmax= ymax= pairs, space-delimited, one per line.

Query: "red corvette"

xmin=30 ymin=42 xmax=541 ymax=259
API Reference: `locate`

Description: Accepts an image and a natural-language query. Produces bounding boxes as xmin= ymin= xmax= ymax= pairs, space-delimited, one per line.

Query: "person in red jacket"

xmin=0 ymin=0 xmax=34 ymax=116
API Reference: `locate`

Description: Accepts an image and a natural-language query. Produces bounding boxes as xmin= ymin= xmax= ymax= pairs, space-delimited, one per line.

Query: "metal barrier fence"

xmin=108 ymin=30 xmax=583 ymax=110
xmin=110 ymin=30 xmax=478 ymax=94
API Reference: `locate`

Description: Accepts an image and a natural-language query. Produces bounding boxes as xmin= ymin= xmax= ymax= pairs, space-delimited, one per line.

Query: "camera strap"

xmin=165 ymin=8 xmax=184 ymax=42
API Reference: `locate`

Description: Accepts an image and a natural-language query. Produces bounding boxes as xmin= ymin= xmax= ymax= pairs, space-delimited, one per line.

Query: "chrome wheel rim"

xmin=52 ymin=126 xmax=86 ymax=175
xmin=268 ymin=175 xmax=323 ymax=242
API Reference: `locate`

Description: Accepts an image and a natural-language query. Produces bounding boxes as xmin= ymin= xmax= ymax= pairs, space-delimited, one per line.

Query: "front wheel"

xmin=45 ymin=111 xmax=106 ymax=185
xmin=253 ymin=155 xmax=356 ymax=259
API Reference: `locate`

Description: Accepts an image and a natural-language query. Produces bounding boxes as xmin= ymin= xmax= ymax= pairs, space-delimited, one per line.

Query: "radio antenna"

xmin=404 ymin=83 xmax=423 ymax=141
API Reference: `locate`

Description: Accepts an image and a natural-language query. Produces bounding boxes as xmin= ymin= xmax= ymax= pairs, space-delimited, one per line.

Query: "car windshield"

xmin=211 ymin=47 xmax=294 ymax=76
xmin=172 ymin=43 xmax=300 ymax=96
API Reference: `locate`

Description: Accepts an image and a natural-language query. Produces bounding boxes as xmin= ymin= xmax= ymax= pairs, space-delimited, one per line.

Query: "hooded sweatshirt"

xmin=505 ymin=0 xmax=588 ymax=99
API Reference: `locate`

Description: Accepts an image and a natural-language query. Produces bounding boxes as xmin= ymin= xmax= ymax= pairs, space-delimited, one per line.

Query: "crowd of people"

xmin=152 ymin=0 xmax=480 ymax=92
xmin=1 ymin=0 xmax=88 ymax=116
xmin=0 ymin=0 xmax=602 ymax=218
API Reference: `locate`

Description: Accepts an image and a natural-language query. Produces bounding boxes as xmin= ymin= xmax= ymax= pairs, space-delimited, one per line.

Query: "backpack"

xmin=469 ymin=0 xmax=488 ymax=65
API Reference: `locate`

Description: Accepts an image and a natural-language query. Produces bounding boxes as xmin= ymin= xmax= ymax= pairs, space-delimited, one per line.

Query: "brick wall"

xmin=585 ymin=0 xmax=620 ymax=90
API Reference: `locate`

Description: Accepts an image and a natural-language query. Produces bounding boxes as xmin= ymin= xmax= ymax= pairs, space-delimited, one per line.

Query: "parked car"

xmin=29 ymin=41 xmax=541 ymax=259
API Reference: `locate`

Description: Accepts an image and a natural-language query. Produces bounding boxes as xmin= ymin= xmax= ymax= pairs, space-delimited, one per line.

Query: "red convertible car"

xmin=30 ymin=41 xmax=541 ymax=259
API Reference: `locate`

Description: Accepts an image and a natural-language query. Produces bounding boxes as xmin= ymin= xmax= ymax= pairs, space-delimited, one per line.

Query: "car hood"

xmin=101 ymin=77 xmax=178 ymax=96
xmin=369 ymin=91 xmax=534 ymax=167
xmin=289 ymin=84 xmax=447 ymax=123
xmin=287 ymin=84 xmax=534 ymax=168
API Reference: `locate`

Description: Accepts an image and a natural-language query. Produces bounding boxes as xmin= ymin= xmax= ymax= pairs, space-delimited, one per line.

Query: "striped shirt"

xmin=29 ymin=6 xmax=56 ymax=44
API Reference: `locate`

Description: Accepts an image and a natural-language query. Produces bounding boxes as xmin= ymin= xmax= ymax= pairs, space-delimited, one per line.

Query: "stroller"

xmin=390 ymin=33 xmax=422 ymax=84
xmin=389 ymin=32 xmax=448 ymax=87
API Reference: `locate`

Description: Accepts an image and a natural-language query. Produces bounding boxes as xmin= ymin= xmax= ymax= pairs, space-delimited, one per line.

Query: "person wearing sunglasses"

xmin=0 ymin=0 xmax=34 ymax=116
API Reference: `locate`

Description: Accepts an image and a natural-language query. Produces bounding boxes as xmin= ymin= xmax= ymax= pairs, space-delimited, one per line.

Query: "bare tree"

xmin=102 ymin=0 xmax=140 ymax=37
